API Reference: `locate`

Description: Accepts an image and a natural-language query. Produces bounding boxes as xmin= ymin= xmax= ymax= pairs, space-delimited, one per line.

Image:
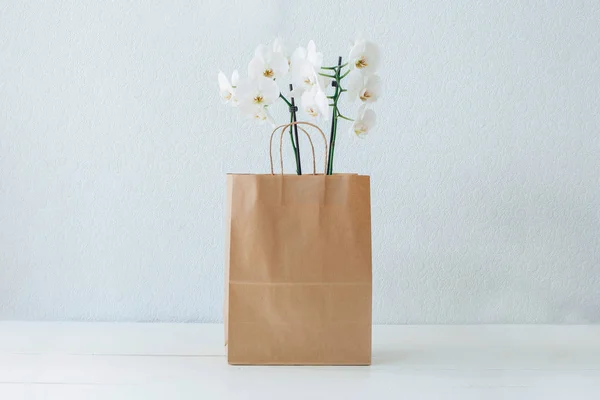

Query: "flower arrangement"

xmin=218 ymin=38 xmax=380 ymax=175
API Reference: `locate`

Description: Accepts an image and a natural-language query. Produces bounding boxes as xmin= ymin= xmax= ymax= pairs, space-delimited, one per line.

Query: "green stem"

xmin=326 ymin=57 xmax=344 ymax=175
xmin=328 ymin=108 xmax=338 ymax=175
xmin=321 ymin=63 xmax=348 ymax=70
xmin=281 ymin=94 xmax=300 ymax=174
xmin=289 ymin=113 xmax=300 ymax=174
xmin=337 ymin=113 xmax=354 ymax=121
xmin=279 ymin=93 xmax=292 ymax=107
xmin=339 ymin=69 xmax=351 ymax=79
xmin=318 ymin=73 xmax=336 ymax=78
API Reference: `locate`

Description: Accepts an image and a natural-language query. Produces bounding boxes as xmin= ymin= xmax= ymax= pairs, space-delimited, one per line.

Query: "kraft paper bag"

xmin=224 ymin=122 xmax=372 ymax=365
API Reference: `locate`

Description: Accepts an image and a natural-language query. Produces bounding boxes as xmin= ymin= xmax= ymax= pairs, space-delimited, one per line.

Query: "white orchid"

xmin=346 ymin=70 xmax=381 ymax=103
xmin=236 ymin=76 xmax=280 ymax=108
xmin=351 ymin=105 xmax=376 ymax=138
xmin=290 ymin=40 xmax=327 ymax=95
xmin=300 ymin=86 xmax=329 ymax=121
xmin=272 ymin=37 xmax=290 ymax=65
xmin=290 ymin=60 xmax=321 ymax=94
xmin=217 ymin=70 xmax=240 ymax=105
xmin=236 ymin=76 xmax=279 ymax=125
xmin=248 ymin=43 xmax=289 ymax=80
xmin=239 ymin=104 xmax=275 ymax=125
xmin=291 ymin=40 xmax=323 ymax=70
xmin=349 ymin=39 xmax=380 ymax=75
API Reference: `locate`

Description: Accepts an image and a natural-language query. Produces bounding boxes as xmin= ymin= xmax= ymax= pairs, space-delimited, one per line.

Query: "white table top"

xmin=1 ymin=323 xmax=599 ymax=399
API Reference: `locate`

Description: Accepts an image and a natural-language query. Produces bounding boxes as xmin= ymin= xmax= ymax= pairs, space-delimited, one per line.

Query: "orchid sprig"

xmin=217 ymin=37 xmax=380 ymax=175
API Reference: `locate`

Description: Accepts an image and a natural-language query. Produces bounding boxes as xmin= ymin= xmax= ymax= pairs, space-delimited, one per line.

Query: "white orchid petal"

xmin=234 ymin=78 xmax=253 ymax=99
xmin=300 ymin=89 xmax=318 ymax=118
xmin=305 ymin=40 xmax=323 ymax=69
xmin=230 ymin=92 xmax=239 ymax=107
xmin=367 ymin=74 xmax=381 ymax=91
xmin=363 ymin=41 xmax=380 ymax=72
xmin=314 ymin=89 xmax=329 ymax=121
xmin=272 ymin=37 xmax=287 ymax=56
xmin=291 ymin=46 xmax=307 ymax=65
xmin=349 ymin=40 xmax=366 ymax=62
xmin=219 ymin=90 xmax=231 ymax=103
xmin=248 ymin=56 xmax=265 ymax=79
xmin=367 ymin=74 xmax=381 ymax=87
xmin=218 ymin=71 xmax=235 ymax=104
xmin=300 ymin=89 xmax=314 ymax=107
xmin=308 ymin=53 xmax=323 ymax=69
xmin=239 ymin=103 xmax=269 ymax=124
xmin=362 ymin=108 xmax=376 ymax=127
xmin=346 ymin=70 xmax=363 ymax=101
xmin=317 ymin=75 xmax=331 ymax=90
xmin=218 ymin=71 xmax=230 ymax=91
xmin=257 ymin=77 xmax=280 ymax=104
xmin=361 ymin=74 xmax=381 ymax=102
xmin=351 ymin=105 xmax=376 ymax=138
xmin=300 ymin=86 xmax=330 ymax=121
xmin=269 ymin=52 xmax=289 ymax=79
xmin=291 ymin=60 xmax=318 ymax=93
xmin=263 ymin=106 xmax=276 ymax=127
xmin=356 ymin=103 xmax=367 ymax=118
xmin=238 ymin=101 xmax=258 ymax=116
xmin=231 ymin=70 xmax=239 ymax=87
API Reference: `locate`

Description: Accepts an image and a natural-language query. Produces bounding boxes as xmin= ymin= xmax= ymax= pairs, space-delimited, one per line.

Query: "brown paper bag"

xmin=224 ymin=122 xmax=372 ymax=365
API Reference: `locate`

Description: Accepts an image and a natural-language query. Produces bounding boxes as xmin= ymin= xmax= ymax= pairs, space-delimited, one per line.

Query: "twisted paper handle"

xmin=269 ymin=122 xmax=328 ymax=175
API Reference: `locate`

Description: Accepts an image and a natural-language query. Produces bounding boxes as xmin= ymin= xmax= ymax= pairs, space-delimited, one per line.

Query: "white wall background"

xmin=1 ymin=0 xmax=599 ymax=323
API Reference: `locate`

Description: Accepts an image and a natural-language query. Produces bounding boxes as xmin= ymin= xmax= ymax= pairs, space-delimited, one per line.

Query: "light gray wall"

xmin=1 ymin=0 xmax=599 ymax=323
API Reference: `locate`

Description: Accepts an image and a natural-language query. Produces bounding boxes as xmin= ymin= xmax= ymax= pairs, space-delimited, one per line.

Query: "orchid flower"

xmin=236 ymin=76 xmax=279 ymax=125
xmin=236 ymin=76 xmax=279 ymax=108
xmin=291 ymin=40 xmax=323 ymax=70
xmin=351 ymin=105 xmax=376 ymax=138
xmin=346 ymin=71 xmax=381 ymax=103
xmin=348 ymin=39 xmax=380 ymax=75
xmin=248 ymin=44 xmax=289 ymax=80
xmin=272 ymin=37 xmax=290 ymax=66
xmin=239 ymin=104 xmax=275 ymax=125
xmin=217 ymin=70 xmax=240 ymax=106
xmin=300 ymin=86 xmax=329 ymax=121
xmin=290 ymin=40 xmax=326 ymax=95
xmin=291 ymin=60 xmax=324 ymax=94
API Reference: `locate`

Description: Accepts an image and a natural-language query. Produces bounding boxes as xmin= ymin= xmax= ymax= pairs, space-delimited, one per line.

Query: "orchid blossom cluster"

xmin=218 ymin=38 xmax=380 ymax=174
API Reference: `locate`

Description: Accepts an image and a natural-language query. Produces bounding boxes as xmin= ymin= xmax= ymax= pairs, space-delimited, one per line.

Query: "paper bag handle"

xmin=269 ymin=122 xmax=328 ymax=175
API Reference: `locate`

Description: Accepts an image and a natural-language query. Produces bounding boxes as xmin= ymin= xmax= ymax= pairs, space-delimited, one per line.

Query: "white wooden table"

xmin=1 ymin=323 xmax=599 ymax=399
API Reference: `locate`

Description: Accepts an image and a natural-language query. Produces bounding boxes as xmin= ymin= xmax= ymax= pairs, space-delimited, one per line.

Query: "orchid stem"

xmin=321 ymin=63 xmax=348 ymax=70
xmin=318 ymin=73 xmax=335 ymax=78
xmin=326 ymin=56 xmax=344 ymax=175
xmin=289 ymin=84 xmax=302 ymax=175
xmin=337 ymin=113 xmax=354 ymax=121
xmin=279 ymin=93 xmax=292 ymax=107
xmin=339 ymin=69 xmax=351 ymax=79
xmin=280 ymin=93 xmax=300 ymax=173
xmin=288 ymin=113 xmax=300 ymax=174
